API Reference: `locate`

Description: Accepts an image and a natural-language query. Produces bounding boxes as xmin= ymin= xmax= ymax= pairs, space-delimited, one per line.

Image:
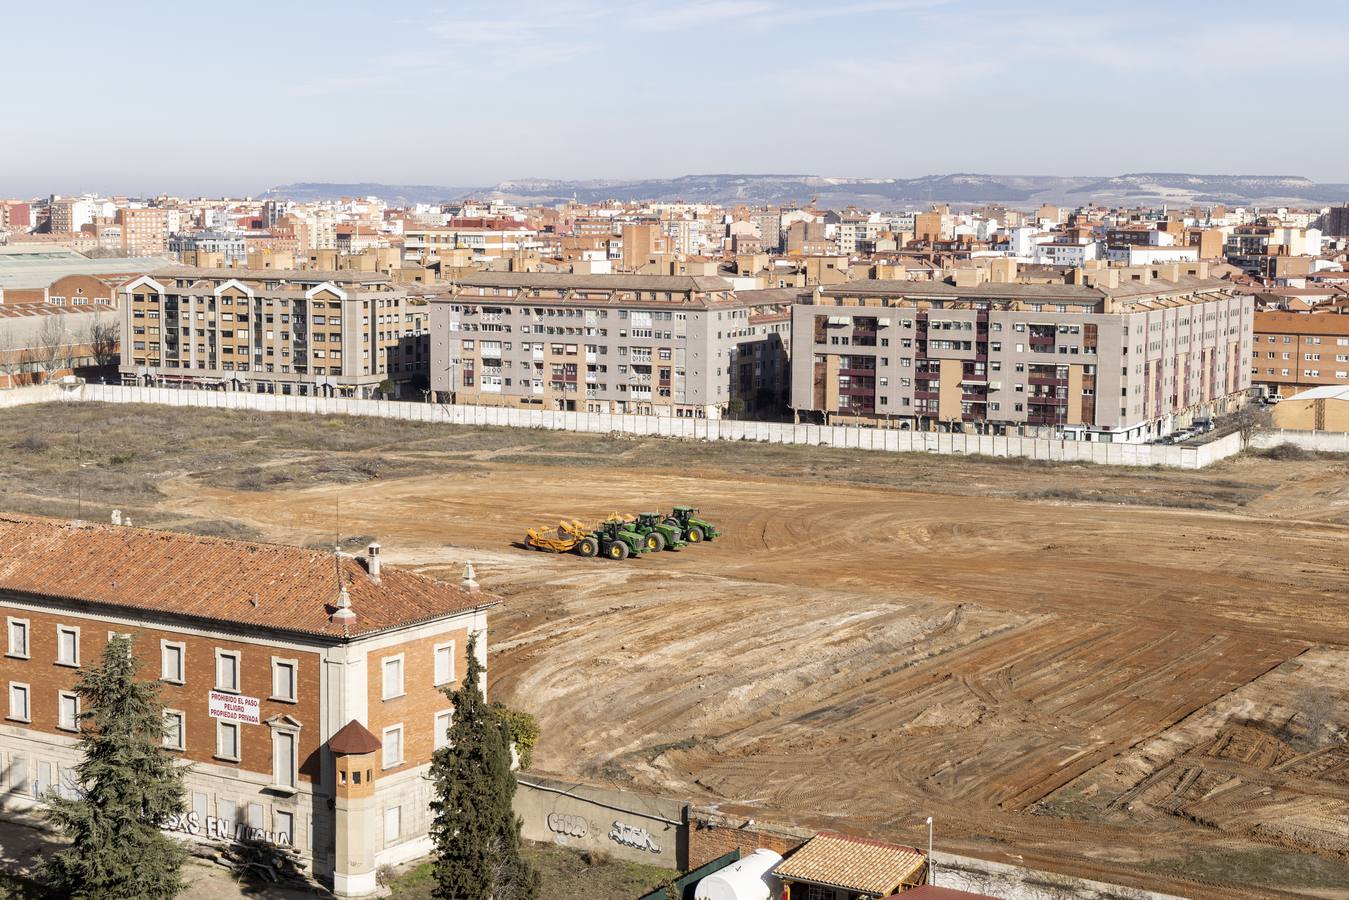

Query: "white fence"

xmin=1 ymin=382 xmax=1248 ymax=470
xmin=1250 ymin=429 xmax=1349 ymax=453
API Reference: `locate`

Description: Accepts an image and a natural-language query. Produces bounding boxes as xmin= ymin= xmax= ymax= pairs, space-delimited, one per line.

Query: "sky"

xmin=3 ymin=0 xmax=1347 ymax=197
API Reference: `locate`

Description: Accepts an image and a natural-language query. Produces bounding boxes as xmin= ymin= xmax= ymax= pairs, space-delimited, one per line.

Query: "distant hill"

xmin=263 ymin=174 xmax=1349 ymax=209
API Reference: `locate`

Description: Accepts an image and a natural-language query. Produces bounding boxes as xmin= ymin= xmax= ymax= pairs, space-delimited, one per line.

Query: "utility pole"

xmin=926 ymin=816 xmax=934 ymax=885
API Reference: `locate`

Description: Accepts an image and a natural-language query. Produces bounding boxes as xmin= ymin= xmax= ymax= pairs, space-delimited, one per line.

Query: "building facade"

xmin=0 ymin=513 xmax=497 ymax=897
xmin=426 ymin=273 xmax=793 ymax=418
xmin=1252 ymin=307 xmax=1349 ymax=397
xmin=118 ymin=268 xmax=429 ymax=397
xmin=790 ymin=265 xmax=1253 ymax=442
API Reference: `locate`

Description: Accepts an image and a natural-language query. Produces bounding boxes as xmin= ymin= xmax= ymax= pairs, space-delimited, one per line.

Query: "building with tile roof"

xmin=0 ymin=514 xmax=498 ymax=897
xmin=772 ymin=831 xmax=928 ymax=898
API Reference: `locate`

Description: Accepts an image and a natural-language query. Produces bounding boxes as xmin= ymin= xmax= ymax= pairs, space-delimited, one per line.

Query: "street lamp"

xmin=926 ymin=816 xmax=934 ymax=885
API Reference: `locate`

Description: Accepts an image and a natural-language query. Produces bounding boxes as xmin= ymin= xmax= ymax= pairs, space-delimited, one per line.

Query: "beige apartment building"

xmin=426 ymin=273 xmax=792 ymax=418
xmin=118 ymin=268 xmax=430 ymax=397
xmin=118 ymin=207 xmax=172 ymax=256
xmin=791 ymin=264 xmax=1253 ymax=442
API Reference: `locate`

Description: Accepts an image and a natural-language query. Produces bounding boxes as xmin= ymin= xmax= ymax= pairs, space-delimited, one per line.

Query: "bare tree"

xmin=87 ymin=318 xmax=120 ymax=367
xmin=0 ymin=323 xmax=24 ymax=388
xmin=32 ymin=316 xmax=66 ymax=383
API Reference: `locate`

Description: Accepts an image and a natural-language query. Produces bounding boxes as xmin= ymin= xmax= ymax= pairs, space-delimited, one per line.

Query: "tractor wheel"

xmin=575 ymin=537 xmax=598 ymax=558
xmin=663 ymin=517 xmax=680 ymax=529
xmin=607 ymin=540 xmax=630 ymax=560
xmin=687 ymin=526 xmax=704 ymax=543
xmin=645 ymin=532 xmax=665 ymax=552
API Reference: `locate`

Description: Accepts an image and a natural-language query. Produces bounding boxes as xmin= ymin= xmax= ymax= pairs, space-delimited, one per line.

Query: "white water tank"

xmin=694 ymin=849 xmax=783 ymax=900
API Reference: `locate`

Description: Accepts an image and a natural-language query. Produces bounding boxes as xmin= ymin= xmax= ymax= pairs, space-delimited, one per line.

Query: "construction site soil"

xmin=3 ymin=403 xmax=1349 ymax=898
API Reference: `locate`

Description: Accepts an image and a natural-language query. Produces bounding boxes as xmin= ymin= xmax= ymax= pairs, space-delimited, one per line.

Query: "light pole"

xmin=926 ymin=816 xmax=934 ymax=885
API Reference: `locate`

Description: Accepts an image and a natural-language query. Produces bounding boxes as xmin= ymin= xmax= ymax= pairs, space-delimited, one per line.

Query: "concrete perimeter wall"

xmin=4 ymin=382 xmax=1247 ymax=470
xmin=514 ymin=775 xmax=685 ymax=869
xmin=1250 ymin=429 xmax=1349 ymax=453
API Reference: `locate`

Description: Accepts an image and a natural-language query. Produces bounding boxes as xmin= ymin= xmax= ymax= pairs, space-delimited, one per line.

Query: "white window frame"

xmin=271 ymin=658 xmax=298 ymax=703
xmin=275 ymin=810 xmax=295 ymax=847
xmin=161 ymin=641 xmax=185 ymax=684
xmin=6 ymin=618 xmax=29 ymax=659
xmin=58 ymin=691 xmax=80 ymax=732
xmin=434 ymin=709 xmax=453 ymax=750
xmin=8 ymin=682 xmax=30 ymax=723
xmin=382 ymin=724 xmax=404 ymax=769
xmin=56 ymin=625 xmax=80 ymax=667
xmin=216 ymin=720 xmax=241 ymax=762
xmin=163 ymin=709 xmax=185 ymax=751
xmin=215 ymin=649 xmax=241 ymax=693
xmin=384 ymin=805 xmax=402 ymax=846
xmin=381 ymin=654 xmax=405 ymax=701
xmin=433 ymin=641 xmax=456 ymax=687
xmin=270 ymin=725 xmax=300 ymax=792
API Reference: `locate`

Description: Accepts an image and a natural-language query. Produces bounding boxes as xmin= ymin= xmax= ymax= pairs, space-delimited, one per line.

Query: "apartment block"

xmin=118 ymin=207 xmax=172 ymax=256
xmin=790 ymin=265 xmax=1253 ymax=442
xmin=118 ymin=268 xmax=430 ymax=397
xmin=0 ymin=513 xmax=497 ymax=897
xmin=1252 ymin=307 xmax=1349 ymax=396
xmin=426 ymin=273 xmax=793 ymax=418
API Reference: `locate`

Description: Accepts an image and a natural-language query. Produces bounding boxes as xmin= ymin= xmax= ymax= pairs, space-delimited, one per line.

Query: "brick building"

xmin=0 ymin=514 xmax=497 ymax=897
xmin=1252 ymin=306 xmax=1349 ymax=397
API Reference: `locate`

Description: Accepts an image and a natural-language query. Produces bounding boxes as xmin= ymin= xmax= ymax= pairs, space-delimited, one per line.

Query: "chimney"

xmin=462 ymin=562 xmax=480 ymax=593
xmin=366 ymin=542 xmax=381 ymax=583
xmin=111 ymin=509 xmax=122 ymax=526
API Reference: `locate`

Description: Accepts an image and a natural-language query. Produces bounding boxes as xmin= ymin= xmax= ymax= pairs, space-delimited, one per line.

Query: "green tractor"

xmin=593 ymin=519 xmax=650 ymax=561
xmin=631 ymin=512 xmax=687 ymax=552
xmin=663 ymin=506 xmax=721 ymax=544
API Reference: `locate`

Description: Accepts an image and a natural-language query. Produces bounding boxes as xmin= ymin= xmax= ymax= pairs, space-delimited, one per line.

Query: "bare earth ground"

xmin=3 ymin=403 xmax=1349 ymax=898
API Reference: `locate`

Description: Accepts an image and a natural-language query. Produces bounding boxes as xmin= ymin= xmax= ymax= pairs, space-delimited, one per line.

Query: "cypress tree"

xmin=40 ymin=634 xmax=188 ymax=900
xmin=428 ymin=632 xmax=540 ymax=900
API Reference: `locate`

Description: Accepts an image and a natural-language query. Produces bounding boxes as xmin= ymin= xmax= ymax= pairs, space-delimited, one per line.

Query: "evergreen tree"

xmin=40 ymin=634 xmax=188 ymax=900
xmin=428 ymin=632 xmax=540 ymax=900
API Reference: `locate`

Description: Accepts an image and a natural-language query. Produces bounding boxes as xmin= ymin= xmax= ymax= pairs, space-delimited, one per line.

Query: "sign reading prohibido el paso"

xmin=208 ymin=690 xmax=261 ymax=725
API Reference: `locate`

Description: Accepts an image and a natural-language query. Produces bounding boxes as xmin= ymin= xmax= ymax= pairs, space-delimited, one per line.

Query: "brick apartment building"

xmin=118 ymin=268 xmax=430 ymax=397
xmin=1252 ymin=306 xmax=1349 ymax=397
xmin=791 ymin=264 xmax=1253 ymax=442
xmin=426 ymin=273 xmax=793 ymax=418
xmin=118 ymin=207 xmax=172 ymax=256
xmin=0 ymin=513 xmax=497 ymax=897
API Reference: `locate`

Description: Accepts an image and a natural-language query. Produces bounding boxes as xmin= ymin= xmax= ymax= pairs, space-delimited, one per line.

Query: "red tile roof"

xmin=773 ymin=832 xmax=926 ymax=894
xmin=904 ymin=886 xmax=999 ymax=900
xmin=0 ymin=513 xmax=496 ymax=639
xmin=330 ymin=719 xmax=382 ymax=755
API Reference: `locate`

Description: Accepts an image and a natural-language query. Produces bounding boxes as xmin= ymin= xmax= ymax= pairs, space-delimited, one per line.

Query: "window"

xmin=8 ymin=683 xmax=30 ymax=722
xmin=275 ymin=810 xmax=295 ymax=846
xmin=217 ymin=720 xmax=240 ymax=761
xmin=384 ymin=806 xmax=402 ymax=846
xmin=218 ymin=798 xmax=238 ymax=835
xmin=9 ymin=756 xmax=29 ymax=796
xmin=382 ymin=655 xmax=404 ymax=700
xmin=382 ymin=725 xmax=404 ymax=769
xmin=56 ymin=626 xmax=79 ymax=667
xmin=215 ymin=650 xmax=240 ymax=693
xmin=435 ymin=710 xmax=453 ymax=750
xmin=161 ymin=641 xmax=185 ymax=684
xmin=272 ymin=729 xmax=297 ymax=789
xmin=433 ymin=642 xmax=455 ymax=687
xmin=271 ymin=659 xmax=297 ymax=702
xmin=163 ymin=711 xmax=185 ymax=750
xmin=6 ymin=619 xmax=28 ymax=659
xmin=58 ymin=692 xmax=79 ymax=731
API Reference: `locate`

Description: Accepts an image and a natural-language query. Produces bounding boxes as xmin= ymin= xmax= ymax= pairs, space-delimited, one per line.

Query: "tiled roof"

xmin=903 ymin=886 xmax=999 ymax=900
xmin=0 ymin=514 xmax=496 ymax=640
xmin=772 ymin=832 xmax=926 ymax=894
xmin=329 ymin=719 xmax=382 ymax=755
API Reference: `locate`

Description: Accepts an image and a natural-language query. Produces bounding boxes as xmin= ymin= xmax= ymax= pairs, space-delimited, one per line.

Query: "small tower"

xmin=462 ymin=561 xmax=479 ymax=593
xmin=328 ymin=719 xmax=381 ymax=897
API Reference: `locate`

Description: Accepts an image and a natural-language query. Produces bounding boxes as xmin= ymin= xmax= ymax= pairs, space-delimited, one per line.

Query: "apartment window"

xmin=272 ymin=728 xmax=298 ymax=790
xmin=435 ymin=710 xmax=453 ymax=750
xmin=384 ymin=805 xmax=402 ymax=846
xmin=382 ymin=725 xmax=404 ymax=769
xmin=163 ymin=710 xmax=185 ymax=751
xmin=6 ymin=618 xmax=28 ymax=659
xmin=58 ymin=692 xmax=80 ymax=731
xmin=215 ymin=650 xmax=241 ymax=693
xmin=217 ymin=720 xmax=240 ymax=761
xmin=382 ymin=655 xmax=404 ymax=700
xmin=8 ymin=683 xmax=30 ymax=722
xmin=56 ymin=626 xmax=79 ymax=667
xmin=161 ymin=641 xmax=185 ymax=684
xmin=433 ymin=642 xmax=456 ymax=687
xmin=271 ymin=659 xmax=297 ymax=703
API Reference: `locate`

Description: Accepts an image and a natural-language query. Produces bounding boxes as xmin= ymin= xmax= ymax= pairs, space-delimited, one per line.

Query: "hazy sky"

xmin=4 ymin=0 xmax=1346 ymax=197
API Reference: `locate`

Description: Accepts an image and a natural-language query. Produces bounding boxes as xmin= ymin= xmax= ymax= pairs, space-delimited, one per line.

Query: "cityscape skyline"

xmin=5 ymin=0 xmax=1348 ymax=197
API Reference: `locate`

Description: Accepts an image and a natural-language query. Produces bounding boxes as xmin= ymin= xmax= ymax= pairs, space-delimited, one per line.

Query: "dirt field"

xmin=3 ymin=402 xmax=1349 ymax=898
